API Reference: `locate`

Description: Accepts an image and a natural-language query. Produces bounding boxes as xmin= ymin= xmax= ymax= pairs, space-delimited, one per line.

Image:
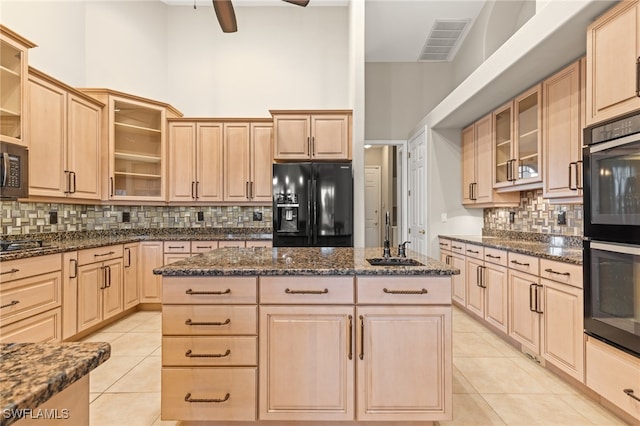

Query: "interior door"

xmin=364 ymin=166 xmax=381 ymax=247
xmin=408 ymin=131 xmax=426 ymax=254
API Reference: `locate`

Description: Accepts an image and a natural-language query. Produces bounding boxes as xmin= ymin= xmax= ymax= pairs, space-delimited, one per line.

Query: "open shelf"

xmin=519 ymin=153 xmax=538 ymax=161
xmin=0 ymin=106 xmax=19 ymax=117
xmin=115 ymin=121 xmax=162 ymax=135
xmin=114 ymin=152 xmax=161 ymax=163
xmin=0 ymin=65 xmax=19 ymax=79
xmin=114 ymin=171 xmax=162 ymax=179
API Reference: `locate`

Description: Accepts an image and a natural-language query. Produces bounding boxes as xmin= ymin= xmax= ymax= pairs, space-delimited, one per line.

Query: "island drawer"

xmin=450 ymin=241 xmax=465 ymax=255
xmin=190 ymin=241 xmax=219 ymax=253
xmin=163 ymin=305 xmax=257 ymax=336
xmin=508 ymin=252 xmax=540 ymax=275
xmin=0 ymin=307 xmax=61 ymax=343
xmin=356 ymin=276 xmax=451 ymax=305
xmin=162 ymin=367 xmax=256 ymax=421
xmin=164 ymin=241 xmax=190 ymax=253
xmin=162 ymin=336 xmax=257 ymax=367
xmin=0 ymin=271 xmax=61 ymax=324
xmin=0 ymin=253 xmax=61 ymax=282
xmin=464 ymin=244 xmax=484 ymax=259
xmin=163 ymin=277 xmax=257 ymax=304
xmin=78 ymin=244 xmax=123 ymax=265
xmin=260 ymin=276 xmax=354 ymax=304
xmin=539 ymin=259 xmax=582 ymax=289
xmin=484 ymin=247 xmax=508 ymax=267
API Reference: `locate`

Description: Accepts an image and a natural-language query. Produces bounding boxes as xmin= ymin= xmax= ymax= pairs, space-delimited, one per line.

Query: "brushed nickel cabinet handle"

xmin=624 ymin=388 xmax=640 ymax=402
xmin=110 ymin=177 xmax=114 ymax=197
xmin=167 ymin=246 xmax=184 ymax=249
xmin=185 ymin=318 xmax=231 ymax=326
xmin=359 ymin=315 xmax=365 ymax=360
xmin=185 ymin=288 xmax=231 ymax=295
xmin=191 ymin=181 xmax=196 ymax=199
xmin=576 ymin=160 xmax=583 ymax=190
xmin=347 ymin=315 xmax=353 ymax=361
xmin=185 ymin=349 xmax=231 ymax=358
xmin=0 ymin=300 xmax=19 ymax=309
xmin=0 ymin=268 xmax=20 ymax=275
xmin=529 ymin=283 xmax=536 ymax=312
xmin=184 ymin=393 xmax=230 ymax=403
xmin=246 ymin=181 xmax=249 ymax=199
xmin=544 ymin=268 xmax=570 ymax=276
xmin=285 ymin=288 xmax=328 ymax=295
xmin=383 ymin=287 xmax=428 ymax=295
xmin=195 ymin=245 xmax=213 ymax=250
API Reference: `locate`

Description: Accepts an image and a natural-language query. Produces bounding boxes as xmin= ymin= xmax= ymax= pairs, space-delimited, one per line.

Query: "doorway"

xmin=364 ymin=166 xmax=381 ymax=246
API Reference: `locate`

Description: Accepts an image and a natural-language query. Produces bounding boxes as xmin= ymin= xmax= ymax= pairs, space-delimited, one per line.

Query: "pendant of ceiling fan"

xmin=212 ymin=0 xmax=309 ymax=33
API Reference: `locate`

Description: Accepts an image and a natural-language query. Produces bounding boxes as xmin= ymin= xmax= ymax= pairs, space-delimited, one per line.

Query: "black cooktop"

xmin=0 ymin=239 xmax=44 ymax=252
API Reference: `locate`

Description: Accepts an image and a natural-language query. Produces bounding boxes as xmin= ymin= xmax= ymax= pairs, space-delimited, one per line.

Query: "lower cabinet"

xmin=508 ymin=268 xmax=541 ymax=356
xmin=123 ymin=243 xmax=139 ymax=310
xmin=140 ymin=241 xmax=164 ymax=303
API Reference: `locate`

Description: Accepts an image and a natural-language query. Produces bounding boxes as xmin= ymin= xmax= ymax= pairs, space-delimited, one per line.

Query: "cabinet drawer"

xmin=0 ymin=271 xmax=61 ymax=325
xmin=0 ymin=307 xmax=61 ymax=343
xmin=464 ymin=244 xmax=484 ymax=259
xmin=163 ymin=277 xmax=257 ymax=304
xmin=438 ymin=238 xmax=451 ymax=251
xmin=217 ymin=240 xmax=245 ymax=248
xmin=450 ymin=241 xmax=465 ymax=255
xmin=191 ymin=241 xmax=218 ymax=253
xmin=162 ymin=336 xmax=257 ymax=367
xmin=484 ymin=247 xmax=508 ymax=267
xmin=78 ymin=244 xmax=123 ymax=265
xmin=164 ymin=253 xmax=191 ymax=266
xmin=260 ymin=276 xmax=354 ymax=304
xmin=162 ymin=305 xmax=257 ymax=336
xmin=586 ymin=337 xmax=640 ymax=421
xmin=162 ymin=367 xmax=256 ymax=421
xmin=245 ymin=240 xmax=272 ymax=248
xmin=540 ymin=259 xmax=582 ymax=289
xmin=357 ymin=276 xmax=451 ymax=305
xmin=164 ymin=241 xmax=191 ymax=253
xmin=508 ymin=252 xmax=540 ymax=275
xmin=0 ymin=254 xmax=61 ymax=282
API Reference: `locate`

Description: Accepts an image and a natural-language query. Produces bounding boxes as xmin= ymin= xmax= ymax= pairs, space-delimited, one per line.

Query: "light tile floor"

xmin=84 ymin=307 xmax=629 ymax=426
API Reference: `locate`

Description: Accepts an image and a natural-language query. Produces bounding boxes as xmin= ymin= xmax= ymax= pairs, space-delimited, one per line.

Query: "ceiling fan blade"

xmin=282 ymin=0 xmax=310 ymax=6
xmin=213 ymin=0 xmax=237 ymax=33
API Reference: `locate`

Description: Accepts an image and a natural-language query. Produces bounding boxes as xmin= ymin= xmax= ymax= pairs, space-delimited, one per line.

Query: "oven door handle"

xmin=1 ymin=152 xmax=8 ymax=187
xmin=589 ymin=133 xmax=640 ymax=153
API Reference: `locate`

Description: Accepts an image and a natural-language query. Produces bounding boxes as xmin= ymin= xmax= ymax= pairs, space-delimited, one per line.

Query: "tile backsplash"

xmin=0 ymin=202 xmax=272 ymax=235
xmin=484 ymin=189 xmax=583 ymax=236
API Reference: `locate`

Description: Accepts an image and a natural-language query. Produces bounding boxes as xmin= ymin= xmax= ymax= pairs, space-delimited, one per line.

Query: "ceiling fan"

xmin=213 ymin=0 xmax=310 ymax=33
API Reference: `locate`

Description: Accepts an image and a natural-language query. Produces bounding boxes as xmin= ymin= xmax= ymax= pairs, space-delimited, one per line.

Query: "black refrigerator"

xmin=273 ymin=162 xmax=353 ymax=247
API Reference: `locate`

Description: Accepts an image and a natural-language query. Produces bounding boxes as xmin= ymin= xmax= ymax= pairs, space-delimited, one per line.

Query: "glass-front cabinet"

xmin=493 ymin=84 xmax=542 ymax=190
xmin=0 ymin=25 xmax=36 ymax=147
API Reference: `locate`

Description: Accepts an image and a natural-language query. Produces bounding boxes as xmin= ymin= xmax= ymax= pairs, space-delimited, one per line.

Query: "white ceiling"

xmin=160 ymin=0 xmax=486 ymax=62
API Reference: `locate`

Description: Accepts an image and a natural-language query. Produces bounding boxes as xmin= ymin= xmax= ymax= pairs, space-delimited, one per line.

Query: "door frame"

xmin=364 ymin=165 xmax=382 ymax=247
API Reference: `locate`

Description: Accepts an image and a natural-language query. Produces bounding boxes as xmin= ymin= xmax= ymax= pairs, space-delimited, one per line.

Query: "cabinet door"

xmin=311 ymin=114 xmax=350 ymax=160
xmin=586 ymin=0 xmax=640 ymax=125
xmin=102 ymin=259 xmax=123 ymax=321
xmin=541 ymin=278 xmax=584 ymax=382
xmin=543 ymin=61 xmax=582 ymax=200
xmin=223 ymin=122 xmax=250 ymax=202
xmin=475 ymin=114 xmax=494 ymax=203
xmin=123 ymin=243 xmax=139 ymax=310
xmin=493 ymin=101 xmax=514 ymax=188
xmin=465 ymin=257 xmax=484 ymax=319
xmin=67 ymin=94 xmax=101 ymax=200
xmin=77 ymin=264 xmax=103 ymax=332
xmin=356 ymin=306 xmax=451 ymax=421
xmin=62 ymin=251 xmax=78 ymax=340
xmin=27 ymin=74 xmax=67 ymax=197
xmin=451 ymin=253 xmax=466 ymax=306
xmin=139 ymin=241 xmax=164 ymax=303
xmin=273 ymin=115 xmax=310 ymax=159
xmin=250 ymin=122 xmax=273 ymax=202
xmin=259 ymin=306 xmax=354 ymax=421
xmin=514 ymin=84 xmax=542 ymax=186
xmin=168 ymin=122 xmax=196 ymax=202
xmin=508 ymin=269 xmax=540 ymax=355
xmin=197 ymin=122 xmax=223 ymax=202
xmin=484 ymin=263 xmax=508 ymax=334
xmin=461 ymin=124 xmax=475 ymax=205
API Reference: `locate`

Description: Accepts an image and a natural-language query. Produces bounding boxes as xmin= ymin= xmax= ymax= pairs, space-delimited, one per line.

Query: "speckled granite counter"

xmin=153 ymin=247 xmax=459 ymax=276
xmin=439 ymin=235 xmax=583 ymax=265
xmin=0 ymin=342 xmax=110 ymax=426
xmin=0 ymin=228 xmax=272 ymax=261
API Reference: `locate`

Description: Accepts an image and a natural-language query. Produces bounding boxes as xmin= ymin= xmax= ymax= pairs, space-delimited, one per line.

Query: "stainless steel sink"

xmin=366 ymin=257 xmax=424 ymax=266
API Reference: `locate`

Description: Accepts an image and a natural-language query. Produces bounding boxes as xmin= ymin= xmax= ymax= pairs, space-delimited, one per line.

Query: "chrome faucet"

xmin=382 ymin=211 xmax=391 ymax=258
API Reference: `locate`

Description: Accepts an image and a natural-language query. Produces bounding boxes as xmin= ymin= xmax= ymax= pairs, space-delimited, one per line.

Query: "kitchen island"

xmin=154 ymin=247 xmax=457 ymax=425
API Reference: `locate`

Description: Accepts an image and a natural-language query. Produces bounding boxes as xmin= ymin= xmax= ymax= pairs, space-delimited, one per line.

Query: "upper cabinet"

xmin=543 ymin=59 xmax=585 ymax=202
xmin=586 ymin=0 xmax=640 ymax=126
xmin=28 ymin=68 xmax=103 ymax=201
xmin=81 ymin=89 xmax=182 ymax=202
xmin=271 ymin=110 xmax=351 ymax=161
xmin=0 ymin=25 xmax=36 ymax=147
xmin=494 ymin=84 xmax=543 ymax=191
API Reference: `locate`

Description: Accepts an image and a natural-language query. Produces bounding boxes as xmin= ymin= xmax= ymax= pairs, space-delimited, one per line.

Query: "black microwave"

xmin=0 ymin=142 xmax=28 ymax=200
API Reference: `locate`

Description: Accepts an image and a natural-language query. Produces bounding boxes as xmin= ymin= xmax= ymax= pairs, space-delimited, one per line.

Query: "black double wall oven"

xmin=583 ymin=110 xmax=640 ymax=357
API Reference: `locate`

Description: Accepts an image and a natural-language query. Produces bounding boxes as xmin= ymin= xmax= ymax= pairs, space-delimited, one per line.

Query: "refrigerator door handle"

xmin=312 ymin=176 xmax=318 ymax=245
xmin=307 ymin=179 xmax=313 ymax=245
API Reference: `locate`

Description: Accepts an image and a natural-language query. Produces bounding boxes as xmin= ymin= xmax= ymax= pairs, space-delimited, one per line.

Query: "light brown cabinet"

xmin=77 ymin=245 xmax=123 ymax=332
xmin=586 ymin=0 xmax=640 ymax=125
xmin=543 ymin=59 xmax=585 ymax=202
xmin=0 ymin=25 xmax=36 ymax=147
xmin=223 ymin=121 xmax=273 ymax=203
xmin=62 ymin=251 xmax=78 ymax=340
xmin=440 ymin=239 xmax=466 ymax=306
xmin=80 ymin=89 xmax=182 ymax=202
xmin=462 ymin=115 xmax=518 ymax=208
xmin=139 ymin=241 xmax=164 ymax=304
xmin=168 ymin=121 xmax=223 ymax=203
xmin=272 ymin=111 xmax=351 ymax=160
xmin=28 ymin=69 xmax=103 ymax=200
xmin=123 ymin=243 xmax=139 ymax=310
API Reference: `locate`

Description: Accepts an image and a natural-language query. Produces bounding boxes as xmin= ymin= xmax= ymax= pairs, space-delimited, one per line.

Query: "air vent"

xmin=419 ymin=19 xmax=471 ymax=62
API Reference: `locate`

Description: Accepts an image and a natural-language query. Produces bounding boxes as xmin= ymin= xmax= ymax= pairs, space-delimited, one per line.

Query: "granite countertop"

xmin=0 ymin=342 xmax=110 ymax=426
xmin=439 ymin=235 xmax=583 ymax=265
xmin=154 ymin=246 xmax=459 ymax=276
xmin=0 ymin=228 xmax=273 ymax=261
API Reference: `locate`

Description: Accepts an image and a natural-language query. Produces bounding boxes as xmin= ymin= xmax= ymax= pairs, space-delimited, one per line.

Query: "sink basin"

xmin=366 ymin=257 xmax=424 ymax=267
